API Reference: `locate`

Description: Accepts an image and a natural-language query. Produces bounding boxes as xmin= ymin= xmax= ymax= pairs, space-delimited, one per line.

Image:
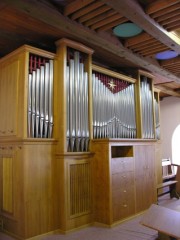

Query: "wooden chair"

xmin=157 ymin=159 xmax=179 ymax=200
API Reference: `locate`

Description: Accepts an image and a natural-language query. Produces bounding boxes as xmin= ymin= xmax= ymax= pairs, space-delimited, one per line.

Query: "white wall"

xmin=160 ymin=96 xmax=180 ymax=161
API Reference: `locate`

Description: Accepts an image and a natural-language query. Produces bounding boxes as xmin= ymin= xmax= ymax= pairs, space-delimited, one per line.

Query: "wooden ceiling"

xmin=0 ymin=0 xmax=180 ymax=98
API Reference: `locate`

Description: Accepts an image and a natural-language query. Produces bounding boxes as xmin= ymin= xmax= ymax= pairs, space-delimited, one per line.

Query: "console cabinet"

xmin=91 ymin=139 xmax=156 ymax=225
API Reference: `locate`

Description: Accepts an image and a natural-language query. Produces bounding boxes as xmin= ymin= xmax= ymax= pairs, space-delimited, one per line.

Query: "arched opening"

xmin=172 ymin=124 xmax=180 ymax=165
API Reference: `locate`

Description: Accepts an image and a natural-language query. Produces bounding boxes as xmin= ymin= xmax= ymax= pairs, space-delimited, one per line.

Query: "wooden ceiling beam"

xmin=3 ymin=0 xmax=180 ymax=84
xmin=146 ymin=0 xmax=179 ymax=15
xmin=102 ymin=0 xmax=180 ymax=52
xmin=155 ymin=84 xmax=180 ymax=98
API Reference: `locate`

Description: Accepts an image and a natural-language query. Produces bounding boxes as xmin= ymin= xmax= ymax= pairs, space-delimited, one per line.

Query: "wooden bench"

xmin=157 ymin=180 xmax=179 ymax=199
xmin=141 ymin=204 xmax=180 ymax=240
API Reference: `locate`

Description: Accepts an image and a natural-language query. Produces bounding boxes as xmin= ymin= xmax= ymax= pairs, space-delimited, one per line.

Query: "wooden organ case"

xmin=0 ymin=39 xmax=161 ymax=239
xmin=0 ymin=45 xmax=56 ymax=239
xmin=91 ymin=67 xmax=158 ymax=225
xmin=54 ymin=39 xmax=94 ymax=232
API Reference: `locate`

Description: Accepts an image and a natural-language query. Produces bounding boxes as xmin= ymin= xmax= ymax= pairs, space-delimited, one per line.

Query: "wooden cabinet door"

xmin=134 ymin=145 xmax=156 ymax=212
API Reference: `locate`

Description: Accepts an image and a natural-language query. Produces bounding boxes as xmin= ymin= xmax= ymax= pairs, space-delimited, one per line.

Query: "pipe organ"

xmin=0 ymin=39 xmax=161 ymax=240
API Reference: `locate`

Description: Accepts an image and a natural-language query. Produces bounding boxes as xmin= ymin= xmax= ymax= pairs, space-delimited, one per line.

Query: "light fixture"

xmin=155 ymin=50 xmax=178 ymax=60
xmin=113 ymin=22 xmax=143 ymax=38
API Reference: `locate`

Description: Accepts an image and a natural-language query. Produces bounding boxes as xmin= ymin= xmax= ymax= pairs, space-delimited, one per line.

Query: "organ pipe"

xmin=154 ymin=92 xmax=160 ymax=140
xmin=66 ymin=48 xmax=90 ymax=152
xmin=140 ymin=76 xmax=155 ymax=139
xmin=28 ymin=54 xmax=54 ymax=138
xmin=92 ymin=72 xmax=136 ymax=139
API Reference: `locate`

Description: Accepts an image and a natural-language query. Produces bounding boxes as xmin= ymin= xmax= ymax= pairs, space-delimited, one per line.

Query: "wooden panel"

xmin=68 ymin=161 xmax=91 ymax=217
xmin=0 ymin=60 xmax=19 ymax=136
xmin=23 ymin=142 xmax=55 ymax=238
xmin=134 ymin=144 xmax=156 ymax=212
xmin=3 ymin=157 xmax=13 ymax=213
xmin=91 ymin=141 xmax=111 ymax=225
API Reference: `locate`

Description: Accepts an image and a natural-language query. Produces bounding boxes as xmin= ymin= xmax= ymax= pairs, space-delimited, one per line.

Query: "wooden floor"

xmin=0 ymin=194 xmax=179 ymax=240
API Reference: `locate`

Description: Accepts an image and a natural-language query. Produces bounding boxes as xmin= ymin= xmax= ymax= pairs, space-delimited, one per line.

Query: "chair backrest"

xmin=162 ymin=158 xmax=175 ymax=180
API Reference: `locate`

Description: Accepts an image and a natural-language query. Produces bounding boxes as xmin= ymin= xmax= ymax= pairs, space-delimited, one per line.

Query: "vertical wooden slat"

xmin=69 ymin=162 xmax=91 ymax=217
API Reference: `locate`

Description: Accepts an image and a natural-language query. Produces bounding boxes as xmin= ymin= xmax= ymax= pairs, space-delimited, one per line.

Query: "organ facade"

xmin=0 ymin=39 xmax=161 ymax=239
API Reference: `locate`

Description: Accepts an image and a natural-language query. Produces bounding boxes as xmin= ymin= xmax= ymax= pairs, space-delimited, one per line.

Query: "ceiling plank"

xmin=146 ymin=0 xmax=179 ymax=15
xmin=101 ymin=0 xmax=180 ymax=52
xmin=150 ymin=3 xmax=180 ymax=18
xmin=133 ymin=41 xmax=165 ymax=51
xmin=125 ymin=33 xmax=154 ymax=47
xmin=71 ymin=2 xmax=104 ymax=20
xmin=90 ymin=13 xmax=124 ymax=30
xmin=142 ymin=46 xmax=169 ymax=56
xmin=160 ymin=57 xmax=180 ymax=67
xmin=156 ymin=10 xmax=180 ymax=22
xmin=84 ymin=9 xmax=115 ymax=27
xmin=79 ymin=5 xmax=110 ymax=23
xmin=96 ymin=17 xmax=127 ymax=31
xmin=64 ymin=0 xmax=94 ymax=16
xmin=160 ymin=15 xmax=180 ymax=26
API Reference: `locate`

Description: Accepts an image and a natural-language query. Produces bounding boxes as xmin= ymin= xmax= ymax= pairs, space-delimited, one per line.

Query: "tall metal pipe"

xmin=39 ymin=65 xmax=45 ymax=138
xmin=35 ymin=68 xmax=40 ymax=137
xmin=31 ymin=70 xmax=36 ymax=138
xmin=48 ymin=59 xmax=54 ymax=138
xmin=28 ymin=73 xmax=32 ymax=137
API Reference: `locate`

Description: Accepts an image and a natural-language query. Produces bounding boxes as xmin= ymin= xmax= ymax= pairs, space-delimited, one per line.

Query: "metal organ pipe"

xmin=28 ymin=54 xmax=54 ymax=138
xmin=39 ymin=65 xmax=45 ymax=138
xmin=92 ymin=72 xmax=136 ymax=139
xmin=154 ymin=96 xmax=160 ymax=139
xmin=66 ymin=49 xmax=90 ymax=152
xmin=48 ymin=60 xmax=54 ymax=138
xmin=140 ymin=76 xmax=154 ymax=139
